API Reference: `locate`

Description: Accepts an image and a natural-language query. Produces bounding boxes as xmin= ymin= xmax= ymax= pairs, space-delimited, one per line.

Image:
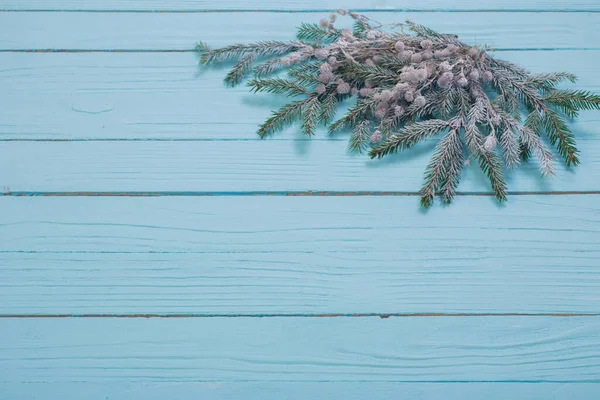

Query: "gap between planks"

xmin=2 ymin=191 xmax=600 ymax=197
xmin=1 ymin=9 xmax=600 ymax=13
xmin=2 ymin=48 xmax=600 ymax=52
xmin=0 ymin=313 xmax=598 ymax=318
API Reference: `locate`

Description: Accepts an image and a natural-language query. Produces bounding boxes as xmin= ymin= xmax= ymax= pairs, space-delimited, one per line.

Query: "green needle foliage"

xmin=196 ymin=10 xmax=600 ymax=207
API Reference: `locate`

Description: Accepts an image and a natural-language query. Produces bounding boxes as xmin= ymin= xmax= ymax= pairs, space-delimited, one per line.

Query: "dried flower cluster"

xmin=196 ymin=11 xmax=600 ymax=207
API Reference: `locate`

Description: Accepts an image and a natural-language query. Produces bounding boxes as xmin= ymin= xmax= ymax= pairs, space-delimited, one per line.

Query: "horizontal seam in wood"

xmin=2 ymin=191 xmax=600 ymax=197
xmin=1 ymin=9 xmax=600 ymax=13
xmin=1 ymin=48 xmax=599 ymax=53
xmin=0 ymin=313 xmax=597 ymax=318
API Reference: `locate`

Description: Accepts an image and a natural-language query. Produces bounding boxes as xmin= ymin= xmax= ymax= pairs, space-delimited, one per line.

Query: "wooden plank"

xmin=0 ymin=0 xmax=598 ymax=12
xmin=1 ymin=196 xmax=599 ymax=315
xmin=2 ymin=382 xmax=598 ymax=400
xmin=4 ymin=137 xmax=600 ymax=193
xmin=1 ymin=317 xmax=599 ymax=382
xmin=1 ymin=12 xmax=599 ymax=50
xmin=1 ymin=50 xmax=599 ymax=141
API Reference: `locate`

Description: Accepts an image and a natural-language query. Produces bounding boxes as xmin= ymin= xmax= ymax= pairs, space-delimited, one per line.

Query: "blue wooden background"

xmin=1 ymin=1 xmax=600 ymax=398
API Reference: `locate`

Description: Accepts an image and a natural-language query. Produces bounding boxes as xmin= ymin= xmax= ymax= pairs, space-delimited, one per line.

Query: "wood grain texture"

xmin=2 ymin=50 xmax=599 ymax=140
xmin=0 ymin=0 xmax=598 ymax=11
xmin=1 ymin=317 xmax=600 ymax=382
xmin=2 ymin=382 xmax=598 ymax=400
xmin=1 ymin=12 xmax=597 ymax=50
xmin=4 ymin=138 xmax=600 ymax=193
xmin=1 ymin=196 xmax=599 ymax=314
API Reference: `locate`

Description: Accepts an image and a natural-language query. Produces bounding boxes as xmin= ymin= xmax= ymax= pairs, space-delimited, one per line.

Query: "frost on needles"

xmin=196 ymin=10 xmax=600 ymax=208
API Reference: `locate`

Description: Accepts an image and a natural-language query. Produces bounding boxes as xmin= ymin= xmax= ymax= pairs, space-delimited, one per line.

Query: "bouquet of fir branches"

xmin=196 ymin=10 xmax=600 ymax=207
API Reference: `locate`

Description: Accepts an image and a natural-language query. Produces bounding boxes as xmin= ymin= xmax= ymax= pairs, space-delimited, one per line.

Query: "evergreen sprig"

xmin=197 ymin=10 xmax=600 ymax=207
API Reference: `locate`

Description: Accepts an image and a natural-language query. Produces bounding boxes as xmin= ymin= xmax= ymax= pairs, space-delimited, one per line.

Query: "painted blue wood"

xmin=1 ymin=196 xmax=599 ymax=315
xmin=2 ymin=382 xmax=599 ymax=400
xmin=1 ymin=317 xmax=600 ymax=382
xmin=1 ymin=12 xmax=598 ymax=50
xmin=0 ymin=0 xmax=598 ymax=11
xmin=1 ymin=4 xmax=600 ymax=399
xmin=4 ymin=138 xmax=600 ymax=193
xmin=1 ymin=50 xmax=598 ymax=141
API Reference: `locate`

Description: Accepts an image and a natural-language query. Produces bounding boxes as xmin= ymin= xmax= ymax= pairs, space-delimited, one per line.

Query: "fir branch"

xmin=248 ymin=78 xmax=310 ymax=97
xmin=440 ymin=130 xmax=465 ymax=204
xmin=297 ymin=22 xmax=342 ymax=43
xmin=320 ymin=91 xmax=339 ymax=125
xmin=198 ymin=12 xmax=600 ymax=207
xmin=353 ymin=20 xmax=371 ymax=39
xmin=329 ymin=99 xmax=375 ymax=134
xmin=406 ymin=19 xmax=462 ymax=46
xmin=477 ymin=149 xmax=508 ymax=202
xmin=224 ymin=52 xmax=257 ymax=87
xmin=539 ymin=108 xmax=579 ymax=166
xmin=301 ymin=97 xmax=322 ymax=135
xmin=369 ymin=119 xmax=450 ymax=158
xmin=528 ymin=72 xmax=577 ymax=90
xmin=253 ymin=58 xmax=283 ymax=77
xmin=200 ymin=41 xmax=303 ymax=64
xmin=256 ymin=98 xmax=311 ymax=138
xmin=499 ymin=127 xmax=520 ymax=169
xmin=420 ymin=128 xmax=463 ymax=207
xmin=544 ymin=89 xmax=600 ymax=118
xmin=349 ymin=120 xmax=372 ymax=152
xmin=519 ymin=125 xmax=556 ymax=176
xmin=341 ymin=63 xmax=398 ymax=85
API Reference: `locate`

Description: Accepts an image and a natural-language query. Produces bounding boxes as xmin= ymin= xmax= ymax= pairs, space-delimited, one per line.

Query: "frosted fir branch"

xmin=248 ymin=78 xmax=311 ymax=97
xmin=224 ymin=53 xmax=257 ymax=87
xmin=297 ymin=22 xmax=343 ymax=43
xmin=369 ymin=119 xmax=451 ymax=158
xmin=519 ymin=125 xmax=556 ymax=177
xmin=199 ymin=40 xmax=306 ymax=65
xmin=349 ymin=120 xmax=372 ymax=152
xmin=197 ymin=10 xmax=600 ymax=207
xmin=499 ymin=127 xmax=521 ymax=169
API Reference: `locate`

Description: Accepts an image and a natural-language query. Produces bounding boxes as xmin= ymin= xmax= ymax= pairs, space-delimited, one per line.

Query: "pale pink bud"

xmin=484 ymin=135 xmax=497 ymax=151
xmin=316 ymin=84 xmax=327 ymax=95
xmin=468 ymin=69 xmax=480 ymax=81
xmin=338 ymin=8 xmax=348 ymax=15
xmin=394 ymin=105 xmax=405 ymax=116
xmin=483 ymin=71 xmax=493 ymax=82
xmin=380 ymin=90 xmax=393 ymax=102
xmin=337 ymin=81 xmax=351 ymax=94
xmin=320 ymin=62 xmax=332 ymax=73
xmin=411 ymin=53 xmax=422 ymax=63
xmin=394 ymin=41 xmax=405 ymax=52
xmin=414 ymin=95 xmax=427 ymax=107
xmin=365 ymin=58 xmax=375 ymax=66
xmin=404 ymin=91 xmax=414 ymax=102
xmin=359 ymin=88 xmax=373 ymax=97
xmin=319 ymin=71 xmax=335 ymax=83
xmin=439 ymin=61 xmax=452 ymax=72
xmin=422 ymin=50 xmax=433 ymax=60
xmin=329 ymin=13 xmax=337 ymax=22
xmin=328 ymin=56 xmax=337 ymax=64
xmin=370 ymin=130 xmax=383 ymax=143
xmin=319 ymin=18 xmax=329 ymax=27
xmin=456 ymin=74 xmax=469 ymax=87
xmin=420 ymin=39 xmax=433 ymax=49
xmin=314 ymin=49 xmax=329 ymax=59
